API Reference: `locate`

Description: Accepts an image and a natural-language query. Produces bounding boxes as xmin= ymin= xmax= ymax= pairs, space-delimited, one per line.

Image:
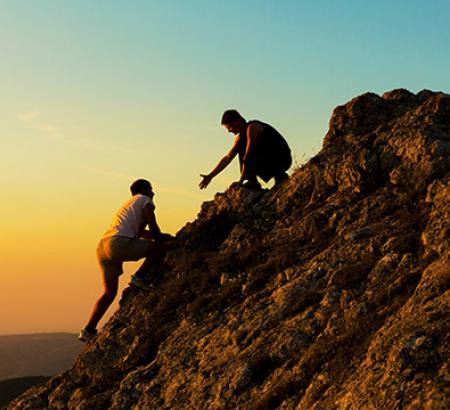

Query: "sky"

xmin=1 ymin=0 xmax=449 ymax=335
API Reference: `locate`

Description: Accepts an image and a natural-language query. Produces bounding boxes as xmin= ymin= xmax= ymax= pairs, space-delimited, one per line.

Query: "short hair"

xmin=221 ymin=109 xmax=245 ymax=125
xmin=130 ymin=179 xmax=151 ymax=195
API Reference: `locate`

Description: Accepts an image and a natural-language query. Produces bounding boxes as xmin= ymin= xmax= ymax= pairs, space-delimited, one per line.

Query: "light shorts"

xmin=97 ymin=236 xmax=152 ymax=281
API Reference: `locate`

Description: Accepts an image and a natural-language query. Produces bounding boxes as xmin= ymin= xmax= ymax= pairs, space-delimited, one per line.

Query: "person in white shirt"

xmin=79 ymin=179 xmax=173 ymax=342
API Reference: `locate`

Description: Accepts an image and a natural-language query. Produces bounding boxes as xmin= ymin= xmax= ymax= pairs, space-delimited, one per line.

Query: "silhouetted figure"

xmin=199 ymin=109 xmax=292 ymax=190
xmin=79 ymin=179 xmax=173 ymax=343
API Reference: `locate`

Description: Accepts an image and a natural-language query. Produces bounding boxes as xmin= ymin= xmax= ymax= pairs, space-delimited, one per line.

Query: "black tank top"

xmin=237 ymin=120 xmax=290 ymax=159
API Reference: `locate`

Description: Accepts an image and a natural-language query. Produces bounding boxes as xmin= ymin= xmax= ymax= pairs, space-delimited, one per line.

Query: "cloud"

xmin=36 ymin=123 xmax=57 ymax=135
xmin=158 ymin=186 xmax=205 ymax=200
xmin=17 ymin=111 xmax=58 ymax=137
xmin=85 ymin=166 xmax=206 ymax=200
xmin=17 ymin=111 xmax=39 ymax=122
xmin=17 ymin=112 xmax=206 ymax=201
xmin=84 ymin=166 xmax=133 ymax=182
xmin=17 ymin=111 xmax=130 ymax=154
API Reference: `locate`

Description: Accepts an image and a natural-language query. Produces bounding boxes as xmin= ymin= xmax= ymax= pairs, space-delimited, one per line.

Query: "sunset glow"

xmin=1 ymin=1 xmax=449 ymax=334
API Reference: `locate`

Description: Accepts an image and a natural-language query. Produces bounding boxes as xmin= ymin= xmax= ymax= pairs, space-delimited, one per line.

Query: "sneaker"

xmin=78 ymin=328 xmax=97 ymax=343
xmin=130 ymin=274 xmax=154 ymax=291
xmin=274 ymin=172 xmax=289 ymax=187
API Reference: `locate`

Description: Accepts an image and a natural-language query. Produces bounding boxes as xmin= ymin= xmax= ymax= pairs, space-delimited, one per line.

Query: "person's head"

xmin=221 ymin=109 xmax=246 ymax=135
xmin=130 ymin=179 xmax=154 ymax=198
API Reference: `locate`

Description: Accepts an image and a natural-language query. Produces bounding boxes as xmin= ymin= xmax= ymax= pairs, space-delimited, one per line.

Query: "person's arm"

xmin=140 ymin=203 xmax=162 ymax=240
xmin=140 ymin=202 xmax=175 ymax=242
xmin=239 ymin=122 xmax=263 ymax=181
xmin=199 ymin=136 xmax=240 ymax=189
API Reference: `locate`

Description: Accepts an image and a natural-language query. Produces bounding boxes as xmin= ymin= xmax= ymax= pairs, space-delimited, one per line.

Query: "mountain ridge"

xmin=0 ymin=333 xmax=80 ymax=382
xmin=11 ymin=89 xmax=449 ymax=409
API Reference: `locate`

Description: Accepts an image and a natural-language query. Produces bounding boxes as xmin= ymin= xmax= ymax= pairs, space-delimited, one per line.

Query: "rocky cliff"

xmin=11 ymin=89 xmax=449 ymax=409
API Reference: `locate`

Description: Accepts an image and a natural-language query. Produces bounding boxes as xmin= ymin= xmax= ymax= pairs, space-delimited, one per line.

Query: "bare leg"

xmin=85 ymin=276 xmax=118 ymax=331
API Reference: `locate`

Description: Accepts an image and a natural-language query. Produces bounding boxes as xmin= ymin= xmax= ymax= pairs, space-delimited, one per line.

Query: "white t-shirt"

xmin=102 ymin=194 xmax=154 ymax=239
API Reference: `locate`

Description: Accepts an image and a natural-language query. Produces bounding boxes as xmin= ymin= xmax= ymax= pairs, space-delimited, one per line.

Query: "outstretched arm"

xmin=199 ymin=136 xmax=240 ymax=189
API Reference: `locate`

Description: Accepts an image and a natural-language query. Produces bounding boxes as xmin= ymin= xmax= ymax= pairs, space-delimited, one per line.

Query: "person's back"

xmin=102 ymin=194 xmax=154 ymax=240
xmin=238 ymin=120 xmax=291 ymax=184
xmin=247 ymin=120 xmax=291 ymax=161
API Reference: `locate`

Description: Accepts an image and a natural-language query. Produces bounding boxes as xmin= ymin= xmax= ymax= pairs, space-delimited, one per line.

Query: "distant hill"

xmin=0 ymin=333 xmax=81 ymax=381
xmin=0 ymin=376 xmax=50 ymax=409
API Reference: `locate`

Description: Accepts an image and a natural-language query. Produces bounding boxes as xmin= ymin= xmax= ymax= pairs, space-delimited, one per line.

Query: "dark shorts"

xmin=97 ymin=236 xmax=152 ymax=280
xmin=254 ymin=150 xmax=292 ymax=182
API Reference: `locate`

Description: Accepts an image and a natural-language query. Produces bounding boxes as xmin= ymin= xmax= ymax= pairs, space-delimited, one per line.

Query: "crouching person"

xmin=79 ymin=179 xmax=173 ymax=343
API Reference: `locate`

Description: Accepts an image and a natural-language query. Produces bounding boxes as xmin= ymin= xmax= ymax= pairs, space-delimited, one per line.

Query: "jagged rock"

xmin=10 ymin=89 xmax=450 ymax=410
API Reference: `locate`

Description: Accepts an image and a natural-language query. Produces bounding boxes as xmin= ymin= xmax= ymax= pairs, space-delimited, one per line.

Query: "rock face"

xmin=11 ymin=89 xmax=450 ymax=410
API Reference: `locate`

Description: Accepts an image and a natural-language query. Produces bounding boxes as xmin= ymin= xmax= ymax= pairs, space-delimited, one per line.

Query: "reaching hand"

xmin=199 ymin=174 xmax=213 ymax=189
